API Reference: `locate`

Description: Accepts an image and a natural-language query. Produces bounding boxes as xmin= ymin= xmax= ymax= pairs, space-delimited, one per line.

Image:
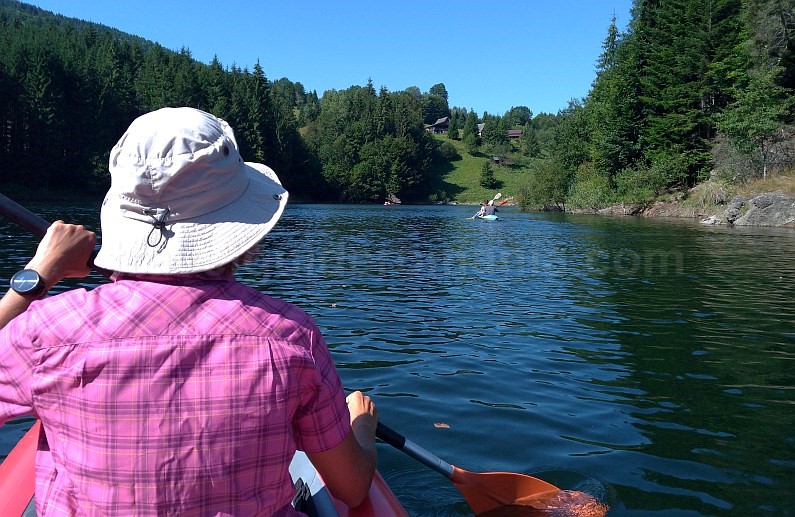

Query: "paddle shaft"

xmin=376 ymin=422 xmax=455 ymax=479
xmin=0 ymin=193 xmax=111 ymax=279
xmin=0 ymin=194 xmax=50 ymax=237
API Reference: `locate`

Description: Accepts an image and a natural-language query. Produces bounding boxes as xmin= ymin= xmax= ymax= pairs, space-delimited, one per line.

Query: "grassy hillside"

xmin=427 ymin=134 xmax=795 ymax=215
xmin=427 ymin=135 xmax=530 ymax=204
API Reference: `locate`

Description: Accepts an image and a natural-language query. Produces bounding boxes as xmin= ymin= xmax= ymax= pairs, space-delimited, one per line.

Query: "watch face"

xmin=10 ymin=269 xmax=44 ymax=295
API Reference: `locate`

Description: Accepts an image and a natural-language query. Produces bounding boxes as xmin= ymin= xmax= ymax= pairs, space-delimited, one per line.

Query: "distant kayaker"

xmin=474 ymin=199 xmax=497 ymax=218
xmin=0 ymin=107 xmax=378 ymax=515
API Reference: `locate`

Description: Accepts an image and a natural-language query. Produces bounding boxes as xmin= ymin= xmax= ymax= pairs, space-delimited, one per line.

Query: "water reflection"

xmin=565 ymin=215 xmax=795 ymax=515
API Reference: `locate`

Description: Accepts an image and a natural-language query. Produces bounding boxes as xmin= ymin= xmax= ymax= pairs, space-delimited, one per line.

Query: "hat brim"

xmin=94 ymin=162 xmax=288 ymax=274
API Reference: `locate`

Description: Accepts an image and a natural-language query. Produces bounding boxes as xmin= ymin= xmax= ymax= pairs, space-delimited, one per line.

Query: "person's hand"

xmin=26 ymin=221 xmax=96 ymax=290
xmin=0 ymin=221 xmax=96 ymax=329
xmin=308 ymin=392 xmax=379 ymax=506
xmin=346 ymin=391 xmax=378 ymax=442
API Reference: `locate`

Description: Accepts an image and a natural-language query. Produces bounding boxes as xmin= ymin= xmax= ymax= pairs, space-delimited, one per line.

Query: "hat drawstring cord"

xmin=144 ymin=207 xmax=171 ymax=248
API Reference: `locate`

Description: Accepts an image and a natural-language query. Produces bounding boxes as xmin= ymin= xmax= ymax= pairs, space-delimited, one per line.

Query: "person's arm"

xmin=0 ymin=221 xmax=96 ymax=329
xmin=306 ymin=391 xmax=378 ymax=507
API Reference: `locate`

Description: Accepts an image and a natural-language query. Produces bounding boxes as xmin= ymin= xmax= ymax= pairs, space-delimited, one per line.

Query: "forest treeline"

xmin=0 ymin=1 xmax=449 ymax=202
xmin=527 ymin=0 xmax=795 ymax=211
xmin=1 ymin=0 xmax=793 ymax=207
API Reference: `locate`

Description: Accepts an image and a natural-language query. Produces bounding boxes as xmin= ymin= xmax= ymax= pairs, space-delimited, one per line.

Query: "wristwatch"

xmin=10 ymin=269 xmax=48 ymax=298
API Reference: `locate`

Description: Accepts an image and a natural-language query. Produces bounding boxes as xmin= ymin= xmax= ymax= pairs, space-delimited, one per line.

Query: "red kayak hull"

xmin=0 ymin=421 xmax=39 ymax=516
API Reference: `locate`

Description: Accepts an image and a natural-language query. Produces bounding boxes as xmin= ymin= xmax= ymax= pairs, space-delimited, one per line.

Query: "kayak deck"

xmin=0 ymin=422 xmax=408 ymax=517
xmin=290 ymin=451 xmax=408 ymax=516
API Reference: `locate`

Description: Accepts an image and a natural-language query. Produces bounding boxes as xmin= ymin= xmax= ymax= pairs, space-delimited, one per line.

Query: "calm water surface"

xmin=1 ymin=202 xmax=794 ymax=516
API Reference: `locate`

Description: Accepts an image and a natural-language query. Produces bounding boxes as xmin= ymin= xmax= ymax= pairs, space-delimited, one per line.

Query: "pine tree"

xmin=587 ymin=15 xmax=641 ymax=176
xmin=447 ymin=115 xmax=459 ymax=140
xmin=630 ymin=0 xmax=743 ymax=183
xmin=718 ymin=64 xmax=795 ymax=179
xmin=479 ymin=160 xmax=499 ymax=189
xmin=201 ymin=56 xmax=231 ymax=118
xmin=481 ymin=117 xmax=508 ymax=152
xmin=520 ymin=123 xmax=541 ymax=157
xmin=461 ymin=109 xmax=479 ymax=146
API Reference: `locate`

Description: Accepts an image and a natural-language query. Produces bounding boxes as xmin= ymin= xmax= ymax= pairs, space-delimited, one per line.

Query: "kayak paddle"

xmin=376 ymin=422 xmax=561 ymax=515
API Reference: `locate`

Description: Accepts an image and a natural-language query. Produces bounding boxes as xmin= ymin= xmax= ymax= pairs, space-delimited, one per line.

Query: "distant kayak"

xmin=476 ymin=214 xmax=499 ymax=221
xmin=0 ymin=422 xmax=409 ymax=517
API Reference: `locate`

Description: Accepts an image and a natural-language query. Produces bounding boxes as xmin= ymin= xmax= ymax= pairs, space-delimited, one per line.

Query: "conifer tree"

xmin=447 ymin=115 xmax=459 ymax=140
xmin=461 ymin=109 xmax=479 ymax=146
xmin=520 ymin=123 xmax=541 ymax=157
xmin=479 ymin=160 xmax=498 ymax=189
xmin=718 ymin=63 xmax=795 ymax=179
xmin=587 ymin=15 xmax=641 ymax=176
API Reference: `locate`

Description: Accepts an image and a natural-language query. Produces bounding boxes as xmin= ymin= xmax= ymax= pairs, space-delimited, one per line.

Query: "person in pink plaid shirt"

xmin=0 ymin=107 xmax=378 ymax=516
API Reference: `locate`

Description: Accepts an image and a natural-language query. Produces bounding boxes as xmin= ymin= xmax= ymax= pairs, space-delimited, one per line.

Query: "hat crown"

xmin=109 ymin=107 xmax=246 ymax=216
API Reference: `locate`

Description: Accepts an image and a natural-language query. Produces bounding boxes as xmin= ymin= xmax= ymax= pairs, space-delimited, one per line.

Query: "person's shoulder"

xmin=236 ymin=283 xmax=319 ymax=329
xmin=13 ymin=287 xmax=95 ymax=341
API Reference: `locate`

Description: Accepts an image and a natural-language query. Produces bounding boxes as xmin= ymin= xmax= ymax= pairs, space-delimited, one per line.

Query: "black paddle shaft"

xmin=0 ymin=193 xmax=111 ymax=279
xmin=376 ymin=422 xmax=455 ymax=478
xmin=376 ymin=422 xmax=407 ymax=449
xmin=0 ymin=194 xmax=50 ymax=237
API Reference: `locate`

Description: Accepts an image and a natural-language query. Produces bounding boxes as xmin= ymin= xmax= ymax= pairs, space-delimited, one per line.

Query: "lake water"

xmin=1 ymin=202 xmax=794 ymax=516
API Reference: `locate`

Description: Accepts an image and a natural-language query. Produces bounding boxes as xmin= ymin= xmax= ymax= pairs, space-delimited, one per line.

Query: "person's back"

xmin=0 ymin=107 xmax=377 ymax=515
xmin=11 ymin=274 xmax=341 ymax=515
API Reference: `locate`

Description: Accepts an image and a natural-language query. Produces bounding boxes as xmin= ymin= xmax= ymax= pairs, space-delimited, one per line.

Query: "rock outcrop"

xmin=700 ymin=191 xmax=795 ymax=227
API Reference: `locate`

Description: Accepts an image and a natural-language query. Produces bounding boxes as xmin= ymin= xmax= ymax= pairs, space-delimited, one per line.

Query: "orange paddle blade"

xmin=514 ymin=489 xmax=611 ymax=516
xmin=450 ymin=467 xmax=609 ymax=516
xmin=450 ymin=466 xmax=559 ymax=515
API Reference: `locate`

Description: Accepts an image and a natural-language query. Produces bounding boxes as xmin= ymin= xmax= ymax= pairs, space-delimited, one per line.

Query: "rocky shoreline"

xmin=582 ymin=190 xmax=795 ymax=228
xmin=697 ymin=191 xmax=795 ymax=227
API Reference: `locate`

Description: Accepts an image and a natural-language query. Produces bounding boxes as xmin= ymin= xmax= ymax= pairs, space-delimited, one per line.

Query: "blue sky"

xmin=27 ymin=1 xmax=633 ymax=116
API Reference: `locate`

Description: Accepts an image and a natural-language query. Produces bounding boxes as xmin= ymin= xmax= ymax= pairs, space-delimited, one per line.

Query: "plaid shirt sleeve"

xmin=0 ymin=306 xmax=36 ymax=423
xmin=290 ymin=317 xmax=351 ymax=453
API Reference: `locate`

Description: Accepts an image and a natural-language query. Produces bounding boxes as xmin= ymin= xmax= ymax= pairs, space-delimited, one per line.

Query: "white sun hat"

xmin=93 ymin=107 xmax=289 ymax=274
